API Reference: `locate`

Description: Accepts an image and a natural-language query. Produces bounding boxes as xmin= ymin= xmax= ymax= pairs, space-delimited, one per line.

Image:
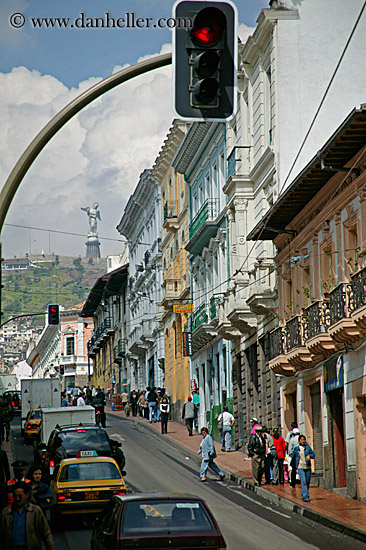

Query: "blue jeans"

xmin=148 ymin=402 xmax=156 ymax=422
xmin=221 ymin=426 xmax=232 ymax=451
xmin=200 ymin=459 xmax=223 ymax=479
xmin=298 ymin=468 xmax=311 ymax=500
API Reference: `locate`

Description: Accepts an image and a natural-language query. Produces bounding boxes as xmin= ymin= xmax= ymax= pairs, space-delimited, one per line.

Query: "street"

xmin=8 ymin=415 xmax=364 ymax=550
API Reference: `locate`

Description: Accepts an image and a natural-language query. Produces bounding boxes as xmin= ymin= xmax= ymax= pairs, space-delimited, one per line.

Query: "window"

xmin=66 ymin=336 xmax=75 ymax=356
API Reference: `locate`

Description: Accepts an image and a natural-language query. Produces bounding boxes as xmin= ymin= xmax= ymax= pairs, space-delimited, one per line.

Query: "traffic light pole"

xmin=0 ymin=52 xmax=172 ymax=233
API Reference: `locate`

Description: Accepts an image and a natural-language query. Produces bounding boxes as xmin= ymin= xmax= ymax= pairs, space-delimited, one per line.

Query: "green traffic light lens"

xmin=195 ymin=51 xmax=220 ymax=77
xmin=193 ymin=78 xmax=219 ymax=105
xmin=191 ymin=7 xmax=226 ymax=47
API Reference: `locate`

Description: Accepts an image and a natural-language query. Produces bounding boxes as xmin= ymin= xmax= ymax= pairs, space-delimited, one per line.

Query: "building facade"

xmin=117 ymin=170 xmax=164 ymax=391
xmin=249 ymin=108 xmax=366 ymax=501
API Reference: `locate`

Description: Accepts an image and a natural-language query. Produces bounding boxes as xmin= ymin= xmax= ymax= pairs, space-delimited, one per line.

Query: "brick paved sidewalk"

xmin=106 ymin=406 xmax=366 ymax=543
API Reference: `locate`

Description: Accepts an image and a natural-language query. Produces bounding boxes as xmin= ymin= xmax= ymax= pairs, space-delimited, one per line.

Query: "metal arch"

xmin=0 ymin=52 xmax=172 ymax=232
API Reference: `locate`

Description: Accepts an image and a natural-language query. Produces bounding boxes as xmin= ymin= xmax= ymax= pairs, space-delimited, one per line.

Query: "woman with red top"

xmin=272 ymin=428 xmax=286 ymax=484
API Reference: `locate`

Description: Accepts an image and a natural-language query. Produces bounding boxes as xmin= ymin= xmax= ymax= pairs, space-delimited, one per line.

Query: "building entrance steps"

xmin=106 ymin=406 xmax=366 ymax=543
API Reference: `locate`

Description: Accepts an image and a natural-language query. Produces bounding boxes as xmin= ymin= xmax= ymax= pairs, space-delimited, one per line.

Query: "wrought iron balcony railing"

xmin=329 ymin=283 xmax=351 ymax=325
xmin=350 ymin=266 xmax=366 ymax=312
xmin=269 ymin=326 xmax=285 ymax=360
xmin=189 ymin=199 xmax=219 ymax=240
xmin=303 ymin=300 xmax=330 ymax=340
xmin=192 ymin=302 xmax=208 ymax=330
xmin=285 ymin=315 xmax=304 ymax=352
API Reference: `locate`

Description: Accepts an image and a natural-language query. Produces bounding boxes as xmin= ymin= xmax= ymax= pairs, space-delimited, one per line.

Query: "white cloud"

xmin=238 ymin=23 xmax=255 ymax=44
xmin=0 ymin=45 xmax=174 ymax=258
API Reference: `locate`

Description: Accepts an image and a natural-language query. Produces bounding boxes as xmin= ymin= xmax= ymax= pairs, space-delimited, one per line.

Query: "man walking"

xmin=1 ymin=481 xmax=55 ymax=550
xmin=247 ymin=425 xmax=266 ymax=486
xmin=147 ymin=388 xmax=158 ymax=423
xmin=192 ymin=390 xmax=200 ymax=430
xmin=262 ymin=426 xmax=278 ymax=484
xmin=198 ymin=427 xmax=224 ymax=482
xmin=272 ymin=428 xmax=286 ymax=484
xmin=217 ymin=407 xmax=235 ymax=452
xmin=182 ymin=397 xmax=195 ymax=436
xmin=288 ymin=427 xmax=301 ymax=488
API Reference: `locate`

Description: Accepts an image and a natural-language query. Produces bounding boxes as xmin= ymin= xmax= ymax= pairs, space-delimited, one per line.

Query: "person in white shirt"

xmin=217 ymin=407 xmax=235 ymax=452
xmin=77 ymin=393 xmax=86 ymax=406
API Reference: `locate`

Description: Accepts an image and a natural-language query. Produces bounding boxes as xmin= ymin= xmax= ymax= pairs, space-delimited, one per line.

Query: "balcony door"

xmin=310 ymin=382 xmax=324 ymax=473
xmin=328 ymin=388 xmax=346 ymax=487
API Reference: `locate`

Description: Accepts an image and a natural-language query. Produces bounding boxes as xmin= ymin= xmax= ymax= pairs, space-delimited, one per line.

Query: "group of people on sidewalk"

xmin=247 ymin=419 xmax=315 ymax=502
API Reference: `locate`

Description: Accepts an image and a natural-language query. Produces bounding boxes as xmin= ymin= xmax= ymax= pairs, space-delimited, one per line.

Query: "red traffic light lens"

xmin=191 ymin=7 xmax=226 ymax=47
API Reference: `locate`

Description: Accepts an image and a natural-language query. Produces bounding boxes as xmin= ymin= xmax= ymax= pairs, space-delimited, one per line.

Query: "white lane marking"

xmin=109 ymin=433 xmax=125 ymax=443
xmin=228 ymin=488 xmax=292 ymax=519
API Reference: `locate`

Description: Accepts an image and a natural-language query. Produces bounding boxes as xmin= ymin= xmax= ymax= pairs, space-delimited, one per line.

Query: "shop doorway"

xmin=328 ymin=388 xmax=346 ymax=487
xmin=310 ymin=381 xmax=324 ymax=473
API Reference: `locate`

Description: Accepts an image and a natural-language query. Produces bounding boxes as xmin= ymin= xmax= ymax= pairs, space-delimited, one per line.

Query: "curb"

xmin=107 ymin=411 xmax=366 ymax=543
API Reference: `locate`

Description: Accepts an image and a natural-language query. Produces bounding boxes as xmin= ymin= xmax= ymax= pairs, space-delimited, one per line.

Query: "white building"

xmin=117 ymin=170 xmax=164 ymax=390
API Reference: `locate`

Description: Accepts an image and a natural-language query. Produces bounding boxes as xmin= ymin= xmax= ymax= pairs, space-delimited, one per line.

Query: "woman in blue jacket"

xmin=292 ymin=434 xmax=315 ymax=502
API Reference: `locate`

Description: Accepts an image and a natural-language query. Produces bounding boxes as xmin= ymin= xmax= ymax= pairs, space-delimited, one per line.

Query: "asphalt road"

xmin=9 ymin=414 xmax=363 ymax=550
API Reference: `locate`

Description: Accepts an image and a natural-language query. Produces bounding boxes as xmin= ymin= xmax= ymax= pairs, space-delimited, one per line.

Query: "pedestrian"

xmin=250 ymin=417 xmax=260 ymax=435
xmin=247 ymin=425 xmax=266 ymax=486
xmin=137 ymin=392 xmax=147 ymax=418
xmin=285 ymin=421 xmax=298 ymax=452
xmin=110 ymin=440 xmax=126 ymax=474
xmin=272 ymin=428 xmax=286 ymax=484
xmin=1 ymin=480 xmax=55 ymax=550
xmin=198 ymin=427 xmax=224 ymax=482
xmin=192 ymin=389 xmax=200 ymax=430
xmin=262 ymin=426 xmax=278 ymax=484
xmin=0 ymin=399 xmax=13 ymax=442
xmin=182 ymin=397 xmax=195 ymax=436
xmin=76 ymin=392 xmax=86 ymax=406
xmin=288 ymin=427 xmax=300 ymax=487
xmin=147 ymin=388 xmax=158 ymax=423
xmin=130 ymin=391 xmax=138 ymax=417
xmin=217 ymin=407 xmax=235 ymax=452
xmin=160 ymin=396 xmax=169 ymax=434
xmin=292 ymin=434 xmax=315 ymax=502
xmin=6 ymin=460 xmax=30 ymax=506
xmin=27 ymin=465 xmax=54 ymax=515
xmin=121 ymin=389 xmax=129 ymax=410
xmin=61 ymin=393 xmax=67 ymax=407
xmin=54 ymin=436 xmax=67 ymax=465
xmin=0 ymin=445 xmax=10 ymax=510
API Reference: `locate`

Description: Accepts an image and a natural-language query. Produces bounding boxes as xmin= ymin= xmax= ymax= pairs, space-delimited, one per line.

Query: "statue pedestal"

xmin=85 ymin=234 xmax=101 ymax=259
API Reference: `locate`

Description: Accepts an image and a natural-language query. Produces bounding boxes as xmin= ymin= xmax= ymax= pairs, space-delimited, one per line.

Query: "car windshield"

xmin=121 ymin=501 xmax=214 ymax=534
xmin=59 ymin=461 xmax=121 ymax=481
xmin=59 ymin=430 xmax=110 ymax=453
xmin=30 ymin=411 xmax=41 ymax=419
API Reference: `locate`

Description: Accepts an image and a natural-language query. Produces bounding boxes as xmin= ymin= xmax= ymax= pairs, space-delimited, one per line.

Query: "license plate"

xmin=85 ymin=491 xmax=99 ymax=500
xmin=79 ymin=450 xmax=94 ymax=457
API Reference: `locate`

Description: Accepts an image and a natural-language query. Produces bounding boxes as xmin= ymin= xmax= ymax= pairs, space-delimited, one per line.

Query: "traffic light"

xmin=173 ymin=1 xmax=237 ymax=121
xmin=48 ymin=304 xmax=59 ymax=325
xmin=59 ymin=365 xmax=65 ymax=375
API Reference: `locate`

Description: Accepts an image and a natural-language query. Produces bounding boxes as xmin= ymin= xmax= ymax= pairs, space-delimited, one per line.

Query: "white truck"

xmin=21 ymin=378 xmax=62 ymax=433
xmin=39 ymin=406 xmax=96 ymax=448
xmin=0 ymin=374 xmax=18 ymax=394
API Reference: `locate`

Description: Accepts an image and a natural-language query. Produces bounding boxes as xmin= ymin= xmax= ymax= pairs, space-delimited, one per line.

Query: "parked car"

xmin=51 ymin=454 xmax=126 ymax=521
xmin=91 ymin=493 xmax=227 ymax=550
xmin=35 ymin=424 xmax=113 ymax=475
xmin=2 ymin=390 xmax=21 ymax=415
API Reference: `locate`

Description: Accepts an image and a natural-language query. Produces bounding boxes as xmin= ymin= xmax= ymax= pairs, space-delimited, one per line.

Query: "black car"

xmin=91 ymin=493 xmax=227 ymax=550
xmin=35 ymin=424 xmax=113 ymax=475
xmin=2 ymin=390 xmax=21 ymax=415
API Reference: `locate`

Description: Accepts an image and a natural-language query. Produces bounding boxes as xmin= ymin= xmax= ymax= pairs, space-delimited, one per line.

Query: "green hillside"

xmin=2 ymin=259 xmax=106 ymax=320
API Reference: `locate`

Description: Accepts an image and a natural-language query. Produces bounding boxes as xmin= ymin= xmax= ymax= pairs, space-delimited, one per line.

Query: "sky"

xmin=0 ymin=0 xmax=268 ymax=259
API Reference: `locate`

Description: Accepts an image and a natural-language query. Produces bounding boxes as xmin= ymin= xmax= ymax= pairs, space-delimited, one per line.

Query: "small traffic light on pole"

xmin=59 ymin=365 xmax=65 ymax=375
xmin=48 ymin=304 xmax=59 ymax=325
xmin=173 ymin=0 xmax=237 ymax=121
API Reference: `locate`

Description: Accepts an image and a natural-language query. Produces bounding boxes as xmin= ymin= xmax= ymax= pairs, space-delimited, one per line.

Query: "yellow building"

xmin=152 ymin=121 xmax=190 ymax=418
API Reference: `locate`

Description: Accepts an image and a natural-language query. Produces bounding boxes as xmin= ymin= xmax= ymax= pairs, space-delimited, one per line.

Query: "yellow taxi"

xmin=50 ymin=452 xmax=127 ymax=519
xmin=23 ymin=408 xmax=42 ymax=440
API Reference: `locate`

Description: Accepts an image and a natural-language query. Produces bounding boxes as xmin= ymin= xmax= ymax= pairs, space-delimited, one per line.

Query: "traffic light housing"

xmin=173 ymin=1 xmax=237 ymax=121
xmin=59 ymin=365 xmax=65 ymax=375
xmin=48 ymin=304 xmax=59 ymax=325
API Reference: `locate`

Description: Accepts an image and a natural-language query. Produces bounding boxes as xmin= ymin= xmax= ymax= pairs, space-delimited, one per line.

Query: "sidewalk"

xmin=106 ymin=406 xmax=366 ymax=543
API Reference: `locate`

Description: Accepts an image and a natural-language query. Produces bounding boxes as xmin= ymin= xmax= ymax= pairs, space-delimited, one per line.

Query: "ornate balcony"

xmin=209 ymin=295 xmax=220 ymax=320
xmin=186 ymin=199 xmax=220 ymax=255
xmin=192 ymin=302 xmax=217 ymax=355
xmin=268 ymin=326 xmax=295 ymax=376
xmin=328 ymin=283 xmax=360 ymax=344
xmin=350 ymin=266 xmax=366 ymax=333
xmin=161 ymin=278 xmax=182 ymax=307
xmin=285 ymin=315 xmax=312 ymax=368
xmin=303 ymin=300 xmax=336 ymax=357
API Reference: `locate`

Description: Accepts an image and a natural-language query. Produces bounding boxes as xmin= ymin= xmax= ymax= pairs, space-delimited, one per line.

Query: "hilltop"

xmin=2 ymin=254 xmax=107 ymax=320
